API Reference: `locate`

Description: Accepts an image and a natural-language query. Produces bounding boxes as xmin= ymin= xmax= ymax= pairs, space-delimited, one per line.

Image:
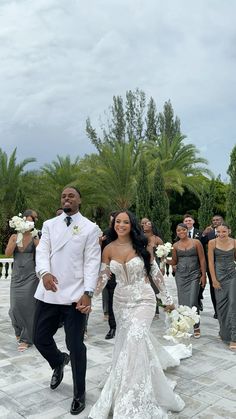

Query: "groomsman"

xmin=201 ymin=214 xmax=224 ymax=319
xmin=183 ymin=214 xmax=201 ymax=240
xmin=34 ymin=186 xmax=101 ymax=415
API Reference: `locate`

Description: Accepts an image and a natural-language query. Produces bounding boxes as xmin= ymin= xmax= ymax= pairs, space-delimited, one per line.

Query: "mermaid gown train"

xmin=89 ymin=258 xmax=191 ymax=419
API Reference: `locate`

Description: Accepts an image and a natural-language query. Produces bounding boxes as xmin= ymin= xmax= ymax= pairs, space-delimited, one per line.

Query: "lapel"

xmin=50 ymin=212 xmax=84 ymax=258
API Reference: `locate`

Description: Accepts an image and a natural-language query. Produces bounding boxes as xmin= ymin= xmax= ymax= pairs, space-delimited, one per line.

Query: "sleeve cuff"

xmin=84 ymin=287 xmax=94 ymax=292
xmin=39 ymin=270 xmax=50 ymax=280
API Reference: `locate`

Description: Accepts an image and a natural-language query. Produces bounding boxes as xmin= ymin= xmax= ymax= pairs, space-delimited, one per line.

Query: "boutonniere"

xmin=72 ymin=225 xmax=80 ymax=235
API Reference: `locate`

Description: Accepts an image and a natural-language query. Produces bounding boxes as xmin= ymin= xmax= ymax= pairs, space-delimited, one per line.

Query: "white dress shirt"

xmin=188 ymin=228 xmax=194 ymax=238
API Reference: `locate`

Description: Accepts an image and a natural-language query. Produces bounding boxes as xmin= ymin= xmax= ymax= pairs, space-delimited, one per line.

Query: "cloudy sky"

xmin=0 ymin=0 xmax=235 ymax=180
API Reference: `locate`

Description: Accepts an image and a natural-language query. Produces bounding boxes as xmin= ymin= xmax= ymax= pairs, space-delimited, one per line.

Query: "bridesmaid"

xmin=208 ymin=223 xmax=236 ymax=350
xmin=140 ymin=217 xmax=163 ymax=316
xmin=140 ymin=217 xmax=164 ymax=272
xmin=5 ymin=209 xmax=39 ymax=351
xmin=140 ymin=218 xmax=163 ymax=251
xmin=166 ymin=223 xmax=206 ymax=338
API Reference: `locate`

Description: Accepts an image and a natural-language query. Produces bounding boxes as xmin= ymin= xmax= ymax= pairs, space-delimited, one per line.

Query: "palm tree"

xmin=38 ymin=155 xmax=82 ymax=220
xmin=145 ymin=134 xmax=212 ymax=195
xmin=79 ymin=141 xmax=140 ymax=212
xmin=0 ymin=148 xmax=36 ymax=252
xmin=0 ymin=148 xmax=36 ymax=209
xmin=42 ymin=155 xmax=81 ymax=188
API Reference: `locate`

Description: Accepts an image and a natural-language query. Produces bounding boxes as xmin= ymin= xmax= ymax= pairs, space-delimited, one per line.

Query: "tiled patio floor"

xmin=0 ymin=276 xmax=235 ymax=418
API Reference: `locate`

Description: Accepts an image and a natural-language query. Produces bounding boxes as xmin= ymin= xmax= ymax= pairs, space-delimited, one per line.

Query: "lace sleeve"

xmin=150 ymin=259 xmax=173 ymax=305
xmin=94 ymin=263 xmax=111 ymax=296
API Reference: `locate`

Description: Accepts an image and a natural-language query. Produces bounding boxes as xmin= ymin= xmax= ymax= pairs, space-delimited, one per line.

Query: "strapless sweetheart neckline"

xmin=110 ymin=256 xmax=140 ymax=266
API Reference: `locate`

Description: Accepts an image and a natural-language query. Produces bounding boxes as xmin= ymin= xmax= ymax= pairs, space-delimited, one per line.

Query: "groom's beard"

xmin=63 ymin=207 xmax=72 ymax=214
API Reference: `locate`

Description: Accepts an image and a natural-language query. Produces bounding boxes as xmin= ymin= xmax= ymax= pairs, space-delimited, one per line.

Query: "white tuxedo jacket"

xmin=35 ymin=212 xmax=101 ymax=304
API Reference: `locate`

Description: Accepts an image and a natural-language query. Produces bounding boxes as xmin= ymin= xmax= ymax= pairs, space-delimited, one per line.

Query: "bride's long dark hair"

xmin=108 ymin=210 xmax=151 ymax=275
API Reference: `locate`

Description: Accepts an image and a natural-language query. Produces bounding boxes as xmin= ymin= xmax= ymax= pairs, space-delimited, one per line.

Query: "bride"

xmin=89 ymin=211 xmax=191 ymax=419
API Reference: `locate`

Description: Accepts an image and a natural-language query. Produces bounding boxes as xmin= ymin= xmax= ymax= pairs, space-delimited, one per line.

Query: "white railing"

xmin=0 ymin=258 xmax=13 ymax=280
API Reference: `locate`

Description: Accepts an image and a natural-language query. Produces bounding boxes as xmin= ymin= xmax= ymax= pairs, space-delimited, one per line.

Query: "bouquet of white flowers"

xmin=164 ymin=305 xmax=200 ymax=343
xmin=155 ymin=242 xmax=172 ymax=258
xmin=155 ymin=242 xmax=172 ymax=270
xmin=9 ymin=214 xmax=35 ymax=247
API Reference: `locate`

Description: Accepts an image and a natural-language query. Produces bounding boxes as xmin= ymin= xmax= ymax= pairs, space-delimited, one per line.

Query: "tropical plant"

xmin=151 ymin=163 xmax=171 ymax=241
xmin=198 ymin=179 xmax=216 ymax=231
xmin=79 ymin=141 xmax=139 ymax=212
xmin=86 ymin=88 xmax=147 ymax=151
xmin=38 ymin=155 xmax=82 ymax=219
xmin=85 ymin=92 xmax=212 ymax=226
xmin=136 ymin=156 xmax=150 ymax=220
xmin=0 ymin=148 xmax=36 ymax=210
xmin=0 ymin=148 xmax=36 ymax=252
xmin=226 ymin=146 xmax=236 ymax=236
xmin=145 ymin=133 xmax=212 ymax=195
xmin=158 ymin=100 xmax=181 ymax=141
xmin=42 ymin=155 xmax=81 ymax=189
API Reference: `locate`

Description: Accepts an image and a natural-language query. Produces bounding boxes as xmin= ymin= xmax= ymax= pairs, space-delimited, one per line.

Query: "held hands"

xmin=42 ymin=273 xmax=58 ymax=292
xmin=76 ymin=294 xmax=92 ymax=314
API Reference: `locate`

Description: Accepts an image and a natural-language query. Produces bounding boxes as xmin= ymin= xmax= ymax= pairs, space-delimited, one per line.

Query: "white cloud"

xmin=0 ymin=0 xmax=235 ymax=177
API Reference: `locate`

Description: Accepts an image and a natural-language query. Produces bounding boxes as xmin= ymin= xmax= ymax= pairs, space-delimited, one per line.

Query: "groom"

xmin=33 ymin=186 xmax=101 ymax=415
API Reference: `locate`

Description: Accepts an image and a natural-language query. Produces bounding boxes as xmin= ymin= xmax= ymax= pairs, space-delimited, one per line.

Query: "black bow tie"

xmin=65 ymin=216 xmax=72 ymax=226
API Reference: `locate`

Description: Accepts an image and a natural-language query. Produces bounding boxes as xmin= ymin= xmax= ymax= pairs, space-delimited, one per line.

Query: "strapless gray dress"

xmin=175 ymin=245 xmax=201 ymax=316
xmin=214 ymin=247 xmax=236 ymax=342
xmin=9 ymin=240 xmax=38 ymax=345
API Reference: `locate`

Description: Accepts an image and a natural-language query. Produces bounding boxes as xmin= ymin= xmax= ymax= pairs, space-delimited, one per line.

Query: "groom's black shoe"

xmin=105 ymin=328 xmax=116 ymax=339
xmin=50 ymin=353 xmax=70 ymax=390
xmin=70 ymin=394 xmax=86 ymax=415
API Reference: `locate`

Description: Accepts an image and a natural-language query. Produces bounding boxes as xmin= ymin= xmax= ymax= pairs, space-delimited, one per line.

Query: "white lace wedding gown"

xmin=89 ymin=257 xmax=191 ymax=419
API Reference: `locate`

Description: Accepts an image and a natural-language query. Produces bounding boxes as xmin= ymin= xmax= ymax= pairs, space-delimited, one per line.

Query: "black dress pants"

xmin=33 ymin=300 xmax=86 ymax=398
xmin=106 ymin=275 xmax=116 ymax=330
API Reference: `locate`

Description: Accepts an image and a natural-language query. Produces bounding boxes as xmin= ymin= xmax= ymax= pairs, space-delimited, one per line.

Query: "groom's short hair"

xmin=62 ymin=186 xmax=81 ymax=198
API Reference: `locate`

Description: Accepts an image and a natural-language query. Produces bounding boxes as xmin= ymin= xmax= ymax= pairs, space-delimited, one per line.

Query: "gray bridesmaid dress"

xmin=214 ymin=247 xmax=236 ymax=342
xmin=175 ymin=243 xmax=201 ymax=317
xmin=9 ymin=240 xmax=38 ymax=345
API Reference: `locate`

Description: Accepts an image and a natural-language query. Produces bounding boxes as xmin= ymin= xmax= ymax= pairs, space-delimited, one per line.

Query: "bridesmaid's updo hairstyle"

xmin=110 ymin=210 xmax=151 ymax=275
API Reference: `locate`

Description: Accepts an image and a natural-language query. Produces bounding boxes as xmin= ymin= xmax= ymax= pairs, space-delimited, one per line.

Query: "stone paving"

xmin=0 ymin=276 xmax=236 ymax=419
